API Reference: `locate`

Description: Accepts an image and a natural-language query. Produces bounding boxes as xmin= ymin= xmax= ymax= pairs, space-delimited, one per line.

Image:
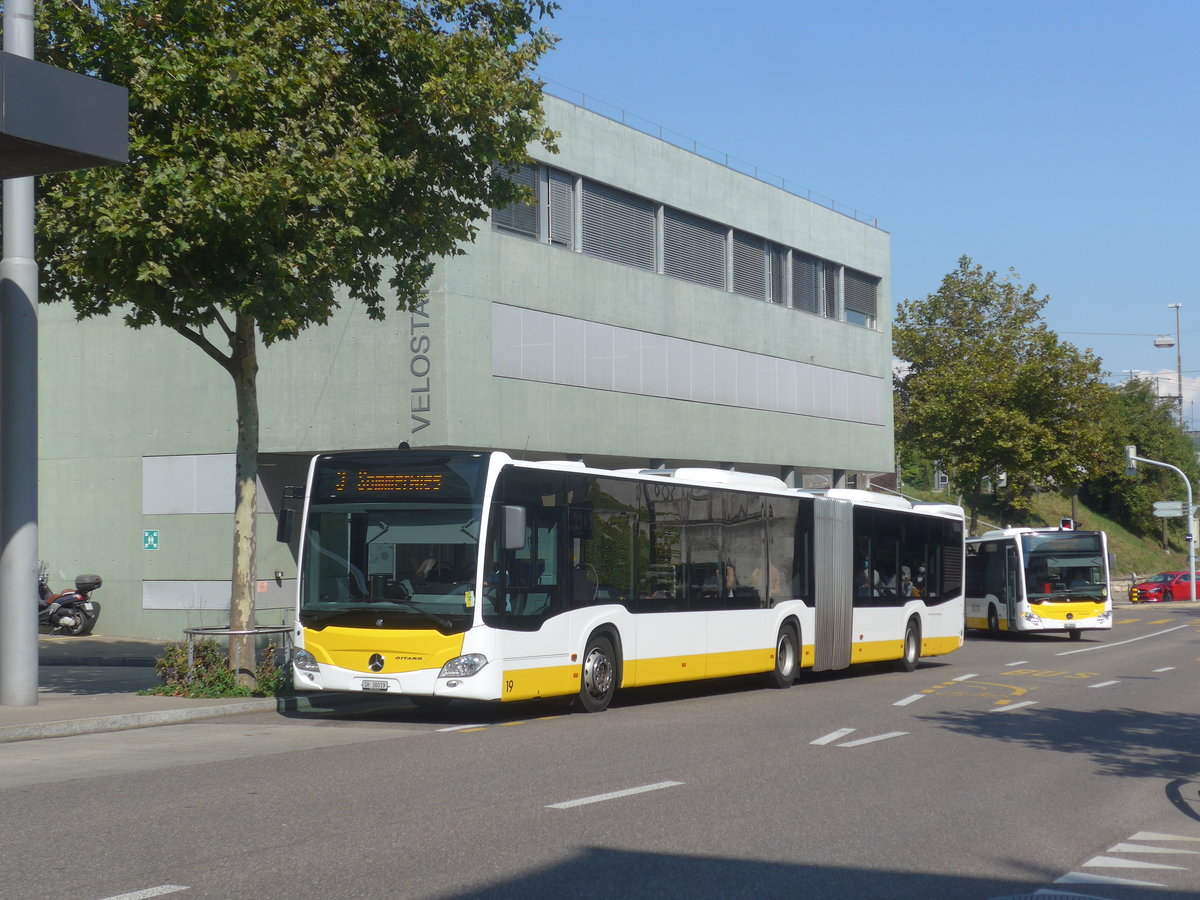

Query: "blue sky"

xmin=533 ymin=1 xmax=1200 ymax=421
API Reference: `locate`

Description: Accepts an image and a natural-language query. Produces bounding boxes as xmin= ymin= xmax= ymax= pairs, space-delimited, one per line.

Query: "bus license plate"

xmin=361 ymin=680 xmax=390 ymax=692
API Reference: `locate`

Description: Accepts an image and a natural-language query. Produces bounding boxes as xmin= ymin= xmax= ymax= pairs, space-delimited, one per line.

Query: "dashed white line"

xmin=1080 ymin=855 xmax=1184 ymax=871
xmin=1005 ymin=660 xmax=1029 ymax=666
xmin=437 ymin=723 xmax=489 ymax=732
xmin=1088 ymin=680 xmax=1120 ymax=688
xmin=811 ymin=728 xmax=856 ymax=745
xmin=547 ymin=780 xmax=684 ymax=809
xmin=989 ymin=700 xmax=1038 ymax=713
xmin=97 ymin=887 xmax=189 ymax=900
xmin=837 ymin=731 xmax=908 ymax=747
xmin=951 ymin=673 xmax=978 ymax=681
xmin=894 ymin=694 xmax=925 ymax=707
xmin=1154 ymin=667 xmax=1176 ymax=673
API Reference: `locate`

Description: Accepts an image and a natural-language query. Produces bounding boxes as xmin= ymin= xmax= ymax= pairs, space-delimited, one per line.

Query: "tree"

xmin=1082 ymin=378 xmax=1200 ymax=542
xmin=894 ymin=256 xmax=1109 ymax=532
xmin=35 ymin=0 xmax=558 ymax=684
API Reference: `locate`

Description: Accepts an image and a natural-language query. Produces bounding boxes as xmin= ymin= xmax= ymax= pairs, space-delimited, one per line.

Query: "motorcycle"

xmin=38 ymin=562 xmax=102 ymax=636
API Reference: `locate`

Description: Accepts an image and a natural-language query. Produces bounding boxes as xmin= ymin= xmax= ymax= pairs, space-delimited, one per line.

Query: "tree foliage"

xmin=34 ymin=0 xmax=558 ymax=681
xmin=894 ymin=256 xmax=1109 ymax=530
xmin=1082 ymin=378 xmax=1200 ymax=541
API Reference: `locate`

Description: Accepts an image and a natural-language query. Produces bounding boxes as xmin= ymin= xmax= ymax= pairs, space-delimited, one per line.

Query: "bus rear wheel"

xmin=767 ymin=623 xmax=799 ymax=689
xmin=987 ymin=606 xmax=1000 ymax=636
xmin=898 ymin=619 xmax=921 ymax=672
xmin=576 ymin=634 xmax=617 ymax=713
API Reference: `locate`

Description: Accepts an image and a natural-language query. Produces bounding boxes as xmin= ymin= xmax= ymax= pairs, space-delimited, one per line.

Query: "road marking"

xmin=1154 ymin=667 xmax=1176 ymax=673
xmin=97 ymin=887 xmax=189 ymax=900
xmin=811 ymin=728 xmax=856 ymax=745
xmin=894 ymin=694 xmax=925 ymax=706
xmin=951 ymin=673 xmax=978 ymax=681
xmin=1088 ymin=680 xmax=1120 ymax=688
xmin=437 ymin=723 xmax=489 ymax=732
xmin=547 ymin=781 xmax=684 ymax=809
xmin=1150 ymin=618 xmax=1174 ymax=624
xmin=837 ymin=731 xmax=908 ymax=747
xmin=1081 ymin=855 xmax=1184 ymax=870
xmin=989 ymin=700 xmax=1038 ymax=713
xmin=1057 ymin=625 xmax=1189 ymax=655
xmin=1107 ymin=842 xmax=1200 ymax=855
xmin=1005 ymin=660 xmax=1029 ymax=666
xmin=1130 ymin=832 xmax=1200 ymax=841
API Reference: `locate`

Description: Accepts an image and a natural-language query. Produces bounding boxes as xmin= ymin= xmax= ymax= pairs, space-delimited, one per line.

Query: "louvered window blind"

xmin=843 ymin=268 xmax=879 ymax=319
xmin=732 ymin=231 xmax=766 ymax=299
xmin=792 ymin=253 xmax=822 ymax=314
xmin=581 ymin=180 xmax=656 ymax=270
xmin=767 ymin=244 xmax=787 ymax=304
xmin=548 ymin=169 xmax=574 ymax=248
xmin=491 ymin=163 xmax=538 ymax=238
xmin=663 ymin=209 xmax=725 ymax=289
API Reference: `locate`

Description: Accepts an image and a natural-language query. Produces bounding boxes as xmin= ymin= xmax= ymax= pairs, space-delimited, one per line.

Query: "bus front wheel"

xmin=987 ymin=606 xmax=1000 ymax=636
xmin=767 ymin=623 xmax=799 ymax=689
xmin=577 ymin=634 xmax=617 ymax=713
xmin=898 ymin=619 xmax=921 ymax=672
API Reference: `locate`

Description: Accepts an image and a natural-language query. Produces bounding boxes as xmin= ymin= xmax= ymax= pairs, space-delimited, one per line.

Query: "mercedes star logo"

xmin=369 ymin=654 xmax=385 ymax=672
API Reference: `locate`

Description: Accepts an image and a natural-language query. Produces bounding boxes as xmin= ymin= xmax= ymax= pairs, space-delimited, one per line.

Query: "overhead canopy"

xmin=0 ymin=53 xmax=127 ymax=180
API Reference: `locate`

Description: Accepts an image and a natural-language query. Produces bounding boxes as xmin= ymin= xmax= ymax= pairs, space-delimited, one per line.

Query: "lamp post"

xmin=1168 ymin=303 xmax=1184 ymax=427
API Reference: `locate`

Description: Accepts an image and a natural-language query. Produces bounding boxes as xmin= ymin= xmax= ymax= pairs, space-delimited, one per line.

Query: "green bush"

xmin=142 ymin=637 xmax=291 ymax=698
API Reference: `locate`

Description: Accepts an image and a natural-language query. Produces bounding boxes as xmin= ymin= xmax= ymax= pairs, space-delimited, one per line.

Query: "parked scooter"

xmin=38 ymin=562 xmax=101 ymax=636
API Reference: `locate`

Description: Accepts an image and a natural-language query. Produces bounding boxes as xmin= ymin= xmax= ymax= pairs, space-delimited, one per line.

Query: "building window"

xmin=791 ymin=252 xmax=822 ymax=315
xmin=767 ymin=244 xmax=787 ymax=305
xmin=491 ymin=162 xmax=539 ymax=238
xmin=663 ymin=208 xmax=725 ymax=289
xmin=581 ymin=180 xmax=656 ymax=271
xmin=731 ymin=231 xmax=766 ymax=300
xmin=824 ymin=263 xmax=840 ymax=319
xmin=844 ymin=268 xmax=879 ymax=328
xmin=548 ymin=169 xmax=575 ymax=248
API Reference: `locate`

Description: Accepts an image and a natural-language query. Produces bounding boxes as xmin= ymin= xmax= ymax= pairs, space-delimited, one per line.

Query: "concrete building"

xmin=39 ymin=94 xmax=893 ymax=641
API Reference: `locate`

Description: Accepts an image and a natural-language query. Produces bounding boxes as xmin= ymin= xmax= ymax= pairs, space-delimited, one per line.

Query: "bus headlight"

xmin=439 ymin=654 xmax=488 ymax=678
xmin=293 ymin=649 xmax=321 ymax=673
xmin=1021 ymin=611 xmax=1042 ymax=625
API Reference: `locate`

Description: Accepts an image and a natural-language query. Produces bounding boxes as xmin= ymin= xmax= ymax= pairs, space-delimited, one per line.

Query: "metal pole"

xmin=1169 ymin=303 xmax=1184 ymax=427
xmin=1132 ymin=453 xmax=1196 ymax=603
xmin=0 ymin=0 xmax=41 ymax=707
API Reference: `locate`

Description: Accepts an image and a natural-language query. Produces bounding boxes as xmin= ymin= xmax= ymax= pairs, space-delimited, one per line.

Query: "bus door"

xmin=813 ymin=496 xmax=853 ymax=671
xmin=1004 ymin=542 xmax=1020 ymax=629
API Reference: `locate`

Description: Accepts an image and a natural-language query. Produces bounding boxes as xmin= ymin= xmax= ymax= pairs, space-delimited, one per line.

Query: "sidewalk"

xmin=0 ymin=635 xmax=282 ymax=744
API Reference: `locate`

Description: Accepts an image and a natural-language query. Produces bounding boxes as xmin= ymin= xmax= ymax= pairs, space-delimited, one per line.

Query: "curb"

xmin=0 ymin=692 xmax=391 ymax=744
xmin=0 ymin=697 xmax=278 ymax=744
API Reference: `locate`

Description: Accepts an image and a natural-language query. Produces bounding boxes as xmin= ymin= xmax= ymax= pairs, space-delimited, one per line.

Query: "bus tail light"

xmin=439 ymin=653 xmax=488 ymax=678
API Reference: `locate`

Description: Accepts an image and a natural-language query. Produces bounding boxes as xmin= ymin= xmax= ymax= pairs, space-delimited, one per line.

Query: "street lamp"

xmin=1160 ymin=303 xmax=1185 ymax=427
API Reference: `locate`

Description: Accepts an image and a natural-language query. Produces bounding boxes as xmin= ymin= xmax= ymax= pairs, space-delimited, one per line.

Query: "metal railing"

xmin=542 ymin=81 xmax=882 ymax=231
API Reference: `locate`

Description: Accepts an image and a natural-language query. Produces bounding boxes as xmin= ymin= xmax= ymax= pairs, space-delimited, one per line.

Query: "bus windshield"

xmin=299 ymin=452 xmax=488 ymax=631
xmin=1021 ymin=532 xmax=1105 ymax=599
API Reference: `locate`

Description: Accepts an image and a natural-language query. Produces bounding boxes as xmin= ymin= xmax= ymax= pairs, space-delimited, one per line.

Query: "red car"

xmin=1129 ymin=571 xmax=1194 ymax=602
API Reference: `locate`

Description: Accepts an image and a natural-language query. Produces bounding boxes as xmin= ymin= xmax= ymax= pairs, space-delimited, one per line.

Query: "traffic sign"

xmin=1153 ymin=500 xmax=1187 ymax=517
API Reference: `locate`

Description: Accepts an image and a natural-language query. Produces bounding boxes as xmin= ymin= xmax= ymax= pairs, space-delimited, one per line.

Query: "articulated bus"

xmin=284 ymin=449 xmax=966 ymax=711
xmin=965 ymin=527 xmax=1112 ymax=640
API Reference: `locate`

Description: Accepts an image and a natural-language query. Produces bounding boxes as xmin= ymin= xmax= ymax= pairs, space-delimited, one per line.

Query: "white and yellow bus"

xmin=965 ymin=527 xmax=1112 ymax=641
xmin=284 ymin=449 xmax=966 ymax=711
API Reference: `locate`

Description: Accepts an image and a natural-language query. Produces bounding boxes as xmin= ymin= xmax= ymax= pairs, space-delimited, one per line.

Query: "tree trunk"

xmin=228 ymin=313 xmax=259 ymax=688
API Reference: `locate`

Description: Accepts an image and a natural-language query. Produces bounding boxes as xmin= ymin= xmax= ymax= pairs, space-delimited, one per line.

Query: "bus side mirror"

xmin=503 ymin=505 xmax=526 ymax=550
xmin=276 ymin=508 xmax=295 ymax=544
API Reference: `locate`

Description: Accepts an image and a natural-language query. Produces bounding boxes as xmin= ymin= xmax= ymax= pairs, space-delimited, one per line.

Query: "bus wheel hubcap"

xmin=584 ymin=648 xmax=613 ymax=697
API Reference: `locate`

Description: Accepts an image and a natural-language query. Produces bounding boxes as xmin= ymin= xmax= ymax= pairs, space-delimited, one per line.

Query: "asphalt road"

xmin=3 ymin=604 xmax=1200 ymax=900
